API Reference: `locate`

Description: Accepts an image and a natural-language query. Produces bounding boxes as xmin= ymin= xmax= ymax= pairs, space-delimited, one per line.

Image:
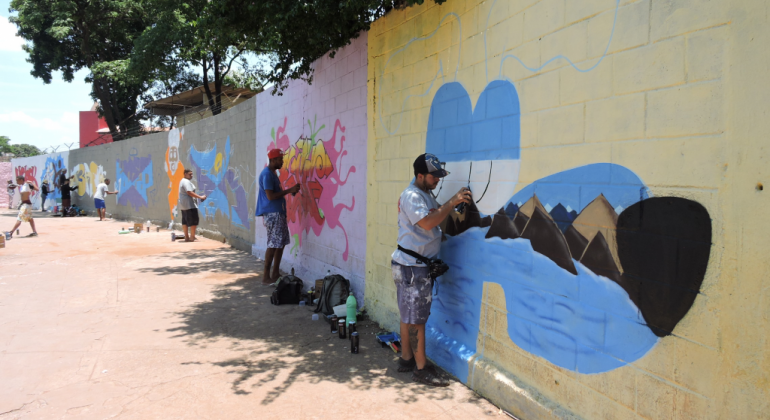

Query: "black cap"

xmin=413 ymin=153 xmax=449 ymax=178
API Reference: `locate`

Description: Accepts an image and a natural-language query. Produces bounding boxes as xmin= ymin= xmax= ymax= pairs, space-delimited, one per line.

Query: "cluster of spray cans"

xmin=330 ymin=314 xmax=359 ymax=354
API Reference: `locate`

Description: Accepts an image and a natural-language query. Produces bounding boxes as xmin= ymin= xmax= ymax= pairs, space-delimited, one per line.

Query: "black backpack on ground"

xmin=313 ymin=274 xmax=351 ymax=315
xmin=270 ymin=275 xmax=304 ymax=305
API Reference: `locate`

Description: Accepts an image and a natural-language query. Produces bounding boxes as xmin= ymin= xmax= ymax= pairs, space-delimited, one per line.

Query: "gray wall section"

xmin=68 ymin=98 xmax=257 ymax=252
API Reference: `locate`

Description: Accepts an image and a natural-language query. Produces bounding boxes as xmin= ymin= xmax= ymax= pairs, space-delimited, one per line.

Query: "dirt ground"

xmin=0 ymin=209 xmax=502 ymax=419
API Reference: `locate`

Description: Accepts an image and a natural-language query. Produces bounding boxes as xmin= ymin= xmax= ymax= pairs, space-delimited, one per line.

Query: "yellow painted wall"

xmin=366 ymin=0 xmax=770 ymax=418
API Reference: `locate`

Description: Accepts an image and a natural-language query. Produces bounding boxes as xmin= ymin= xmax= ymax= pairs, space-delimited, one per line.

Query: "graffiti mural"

xmin=188 ymin=136 xmax=250 ymax=229
xmin=11 ymin=152 xmax=70 ymax=209
xmin=116 ymin=152 xmax=154 ymax=211
xmin=73 ymin=162 xmax=107 ymax=197
xmin=266 ymin=116 xmax=356 ymax=260
xmin=419 ymin=79 xmax=712 ymax=380
xmin=373 ymin=0 xmax=714 ymax=382
xmin=41 ymin=154 xmax=66 ymax=204
xmin=165 ymin=128 xmax=186 ymax=219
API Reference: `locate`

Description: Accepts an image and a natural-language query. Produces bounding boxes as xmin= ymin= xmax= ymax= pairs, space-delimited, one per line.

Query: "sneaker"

xmin=412 ymin=366 xmax=450 ymax=387
xmin=28 ymin=232 xmax=38 ymax=237
xmin=397 ymin=357 xmax=416 ymax=373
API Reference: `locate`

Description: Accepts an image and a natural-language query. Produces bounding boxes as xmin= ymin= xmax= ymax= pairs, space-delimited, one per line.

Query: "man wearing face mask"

xmin=391 ymin=153 xmax=471 ymax=387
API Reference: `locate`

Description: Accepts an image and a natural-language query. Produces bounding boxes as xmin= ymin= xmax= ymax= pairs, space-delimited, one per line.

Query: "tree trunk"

xmin=213 ymin=53 xmax=222 ymax=115
xmin=202 ymin=58 xmax=217 ymax=114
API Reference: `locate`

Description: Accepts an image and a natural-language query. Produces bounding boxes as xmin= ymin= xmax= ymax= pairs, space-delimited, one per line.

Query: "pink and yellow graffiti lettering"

xmin=267 ymin=117 xmax=356 ymax=260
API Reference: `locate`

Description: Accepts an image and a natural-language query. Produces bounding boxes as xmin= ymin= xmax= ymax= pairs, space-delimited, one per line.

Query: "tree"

xmin=209 ymin=0 xmax=447 ymax=93
xmin=139 ymin=69 xmax=203 ymax=129
xmin=11 ymin=144 xmax=42 ymax=157
xmin=0 ymin=136 xmax=12 ymax=155
xmin=10 ymin=0 xmax=150 ymax=140
xmin=128 ymin=0 xmax=254 ymax=116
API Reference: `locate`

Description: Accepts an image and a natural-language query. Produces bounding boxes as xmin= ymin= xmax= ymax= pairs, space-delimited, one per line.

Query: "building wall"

xmin=0 ymin=162 xmax=12 ymax=208
xmin=367 ymin=0 xmax=768 ymax=418
xmin=253 ymin=34 xmax=368 ymax=303
xmin=14 ymin=99 xmax=258 ymax=252
xmin=79 ymin=111 xmax=112 ymax=148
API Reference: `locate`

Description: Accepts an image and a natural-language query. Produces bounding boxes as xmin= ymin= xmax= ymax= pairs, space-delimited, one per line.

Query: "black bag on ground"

xmin=270 ymin=275 xmax=304 ymax=305
xmin=313 ymin=274 xmax=350 ymax=315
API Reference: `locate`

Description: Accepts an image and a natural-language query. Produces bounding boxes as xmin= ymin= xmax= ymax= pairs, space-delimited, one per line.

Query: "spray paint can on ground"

xmin=338 ymin=318 xmax=346 ymax=339
xmin=351 ymin=332 xmax=359 ymax=354
xmin=330 ymin=315 xmax=338 ymax=334
xmin=347 ymin=321 xmax=356 ymax=340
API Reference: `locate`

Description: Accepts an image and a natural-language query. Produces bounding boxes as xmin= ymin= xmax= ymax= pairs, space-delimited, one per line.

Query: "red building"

xmin=79 ymin=103 xmax=113 ymax=148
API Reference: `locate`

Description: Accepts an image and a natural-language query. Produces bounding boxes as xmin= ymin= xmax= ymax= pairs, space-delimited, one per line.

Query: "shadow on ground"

xmin=167 ymin=272 xmax=488 ymax=408
xmin=136 ymin=248 xmax=259 ymax=277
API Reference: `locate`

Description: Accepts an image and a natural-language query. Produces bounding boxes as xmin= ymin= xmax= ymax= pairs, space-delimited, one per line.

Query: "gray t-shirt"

xmin=391 ymin=182 xmax=442 ymax=266
xmin=178 ymin=178 xmax=197 ymax=211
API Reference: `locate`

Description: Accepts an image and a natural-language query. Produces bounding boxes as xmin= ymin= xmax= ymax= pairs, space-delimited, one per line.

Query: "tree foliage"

xmin=10 ymin=0 xmax=445 ymax=139
xmin=10 ymin=143 xmax=42 ymax=157
xmin=0 ymin=136 xmax=12 ymax=155
xmin=10 ymin=0 xmax=151 ymax=140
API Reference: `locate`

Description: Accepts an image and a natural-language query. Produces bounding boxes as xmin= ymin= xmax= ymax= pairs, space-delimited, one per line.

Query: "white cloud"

xmin=0 ymin=111 xmax=78 ymax=132
xmin=0 ymin=16 xmax=25 ymax=52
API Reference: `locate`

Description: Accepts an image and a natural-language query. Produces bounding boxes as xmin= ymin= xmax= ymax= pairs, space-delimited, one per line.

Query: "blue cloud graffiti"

xmin=421 ymin=80 xmax=710 ymax=381
xmin=188 ymin=137 xmax=250 ymax=229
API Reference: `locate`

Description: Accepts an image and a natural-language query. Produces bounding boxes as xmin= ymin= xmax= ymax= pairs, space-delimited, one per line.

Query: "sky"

xmin=0 ymin=0 xmax=93 ymax=153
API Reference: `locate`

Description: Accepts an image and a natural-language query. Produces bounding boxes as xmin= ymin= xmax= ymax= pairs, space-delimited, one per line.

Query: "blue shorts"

xmin=94 ymin=198 xmax=106 ymax=209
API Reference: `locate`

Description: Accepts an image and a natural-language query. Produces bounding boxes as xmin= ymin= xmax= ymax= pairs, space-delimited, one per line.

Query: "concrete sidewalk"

xmin=0 ymin=210 xmax=500 ymax=419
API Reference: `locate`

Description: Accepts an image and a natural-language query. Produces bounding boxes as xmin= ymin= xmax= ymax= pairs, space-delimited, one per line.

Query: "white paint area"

xmin=433 ymin=159 xmax=520 ymax=216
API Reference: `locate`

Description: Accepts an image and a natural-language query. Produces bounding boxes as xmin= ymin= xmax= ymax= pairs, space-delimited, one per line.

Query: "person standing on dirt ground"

xmin=6 ymin=176 xmax=39 ymax=239
xmin=391 ymin=153 xmax=471 ymax=387
xmin=178 ymin=168 xmax=207 ymax=242
xmin=256 ymin=149 xmax=300 ymax=284
xmin=6 ymin=180 xmax=16 ymax=209
xmin=57 ymin=169 xmax=77 ymax=216
xmin=94 ymin=179 xmax=117 ymax=221
xmin=40 ymin=180 xmax=50 ymax=212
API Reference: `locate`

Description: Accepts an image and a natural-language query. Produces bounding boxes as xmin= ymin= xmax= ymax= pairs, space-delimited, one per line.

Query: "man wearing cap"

xmin=391 ymin=153 xmax=471 ymax=387
xmin=256 ymin=149 xmax=300 ymax=284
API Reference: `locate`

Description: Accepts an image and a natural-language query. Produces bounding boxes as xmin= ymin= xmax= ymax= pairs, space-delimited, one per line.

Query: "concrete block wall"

xmin=367 ymin=0 xmax=768 ymax=418
xmin=253 ymin=34 xmax=368 ymax=303
xmin=1 ymin=162 xmax=13 ymax=208
xmin=14 ymin=99 xmax=258 ymax=252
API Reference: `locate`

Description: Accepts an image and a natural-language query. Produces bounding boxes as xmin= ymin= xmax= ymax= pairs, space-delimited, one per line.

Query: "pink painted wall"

xmin=254 ymin=33 xmax=368 ymax=301
xmin=0 ymin=162 xmax=11 ymax=208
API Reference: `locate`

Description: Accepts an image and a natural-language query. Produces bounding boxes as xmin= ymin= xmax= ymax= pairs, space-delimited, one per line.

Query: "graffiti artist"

xmin=257 ymin=149 xmax=300 ymax=284
xmin=57 ymin=169 xmax=78 ymax=217
xmin=6 ymin=176 xmax=39 ymax=239
xmin=94 ymin=179 xmax=118 ymax=221
xmin=40 ymin=181 xmax=50 ymax=212
xmin=179 ymin=168 xmax=207 ymax=242
xmin=391 ymin=153 xmax=471 ymax=387
xmin=6 ymin=180 xmax=16 ymax=209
